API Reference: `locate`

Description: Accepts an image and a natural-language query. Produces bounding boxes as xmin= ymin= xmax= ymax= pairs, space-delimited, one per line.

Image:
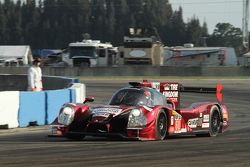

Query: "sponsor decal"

xmin=200 ymin=113 xmax=203 ymax=117
xmin=93 ymin=112 xmax=110 ymax=117
xmin=164 ymin=84 xmax=178 ymax=91
xmin=174 ymin=128 xmax=187 ymax=134
xmin=197 ymin=118 xmax=202 ymax=127
xmin=92 ymin=108 xmax=122 ymax=116
xmin=187 ymin=118 xmax=199 ymax=128
xmin=202 ymin=123 xmax=210 ymax=128
xmin=163 ymin=91 xmax=179 ymax=98
xmin=174 ymin=119 xmax=181 ymax=133
xmin=174 ymin=114 xmax=182 ymax=132
xmin=162 ymin=83 xmax=179 ymax=103
xmin=50 ymin=127 xmax=58 ymax=135
xmin=203 ymin=114 xmax=210 ymax=122
xmin=171 ymin=116 xmax=174 ymax=126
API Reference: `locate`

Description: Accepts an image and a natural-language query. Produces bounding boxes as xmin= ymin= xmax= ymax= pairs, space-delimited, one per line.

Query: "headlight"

xmin=58 ymin=106 xmax=75 ymax=126
xmin=131 ymin=109 xmax=141 ymax=117
xmin=127 ymin=109 xmax=147 ymax=129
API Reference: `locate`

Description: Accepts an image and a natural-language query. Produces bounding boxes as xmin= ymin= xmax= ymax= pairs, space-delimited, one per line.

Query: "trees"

xmin=164 ymin=7 xmax=185 ymax=46
xmin=207 ymin=23 xmax=242 ymax=55
xmin=185 ymin=16 xmax=205 ymax=46
xmin=0 ymin=0 xmax=211 ymax=49
xmin=0 ymin=2 xmax=7 ymax=44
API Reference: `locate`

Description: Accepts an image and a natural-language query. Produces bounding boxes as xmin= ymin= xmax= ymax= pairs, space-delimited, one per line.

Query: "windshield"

xmin=109 ymin=88 xmax=151 ymax=106
xmin=69 ymin=46 xmax=96 ymax=58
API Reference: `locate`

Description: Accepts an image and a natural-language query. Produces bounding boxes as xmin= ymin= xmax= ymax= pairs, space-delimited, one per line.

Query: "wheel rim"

xmin=211 ymin=111 xmax=220 ymax=134
xmin=158 ymin=113 xmax=167 ymax=138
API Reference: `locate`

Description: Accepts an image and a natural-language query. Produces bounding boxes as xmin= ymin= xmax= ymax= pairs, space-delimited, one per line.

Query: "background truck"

xmin=118 ymin=27 xmax=164 ymax=65
xmin=63 ymin=40 xmax=117 ymax=67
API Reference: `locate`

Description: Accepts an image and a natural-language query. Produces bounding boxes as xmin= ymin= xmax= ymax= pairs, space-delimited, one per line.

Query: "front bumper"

xmin=48 ymin=125 xmax=67 ymax=137
xmin=48 ymin=125 xmax=152 ymax=141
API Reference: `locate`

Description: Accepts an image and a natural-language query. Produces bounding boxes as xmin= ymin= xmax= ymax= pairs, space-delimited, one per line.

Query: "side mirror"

xmin=83 ymin=96 xmax=94 ymax=104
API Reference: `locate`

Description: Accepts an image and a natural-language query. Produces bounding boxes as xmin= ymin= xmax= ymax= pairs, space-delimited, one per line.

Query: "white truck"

xmin=118 ymin=27 xmax=164 ymax=65
xmin=63 ymin=40 xmax=117 ymax=67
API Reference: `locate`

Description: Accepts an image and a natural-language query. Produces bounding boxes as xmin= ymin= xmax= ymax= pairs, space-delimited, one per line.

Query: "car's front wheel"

xmin=155 ymin=110 xmax=167 ymax=140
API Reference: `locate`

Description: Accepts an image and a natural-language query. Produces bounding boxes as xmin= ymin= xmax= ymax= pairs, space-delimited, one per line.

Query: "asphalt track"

xmin=0 ymin=79 xmax=250 ymax=167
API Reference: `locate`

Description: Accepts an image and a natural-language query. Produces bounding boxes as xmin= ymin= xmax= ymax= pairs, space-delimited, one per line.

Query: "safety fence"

xmin=0 ymin=76 xmax=86 ymax=129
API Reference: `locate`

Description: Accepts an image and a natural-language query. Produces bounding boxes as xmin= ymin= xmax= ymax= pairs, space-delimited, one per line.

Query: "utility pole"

xmin=243 ymin=0 xmax=249 ymax=50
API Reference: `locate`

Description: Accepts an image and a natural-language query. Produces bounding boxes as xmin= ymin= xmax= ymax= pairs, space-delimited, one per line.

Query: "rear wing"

xmin=129 ymin=80 xmax=223 ymax=110
xmin=180 ymin=84 xmax=223 ymax=104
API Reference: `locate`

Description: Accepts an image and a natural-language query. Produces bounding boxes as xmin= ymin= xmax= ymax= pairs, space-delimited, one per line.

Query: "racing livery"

xmin=48 ymin=80 xmax=229 ymax=140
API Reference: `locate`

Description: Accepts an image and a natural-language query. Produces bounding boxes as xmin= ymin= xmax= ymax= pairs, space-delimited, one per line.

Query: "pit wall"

xmin=0 ymin=75 xmax=86 ymax=128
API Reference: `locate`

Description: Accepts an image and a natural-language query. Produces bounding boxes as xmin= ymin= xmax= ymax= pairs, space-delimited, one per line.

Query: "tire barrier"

xmin=0 ymin=75 xmax=85 ymax=129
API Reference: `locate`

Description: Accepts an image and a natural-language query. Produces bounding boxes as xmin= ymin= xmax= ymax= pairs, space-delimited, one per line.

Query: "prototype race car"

xmin=48 ymin=80 xmax=229 ymax=140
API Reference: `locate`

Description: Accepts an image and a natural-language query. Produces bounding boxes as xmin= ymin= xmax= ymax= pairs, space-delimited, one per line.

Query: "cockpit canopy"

xmin=109 ymin=88 xmax=167 ymax=107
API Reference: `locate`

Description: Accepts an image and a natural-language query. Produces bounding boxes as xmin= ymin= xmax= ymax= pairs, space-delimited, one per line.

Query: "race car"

xmin=48 ymin=80 xmax=229 ymax=140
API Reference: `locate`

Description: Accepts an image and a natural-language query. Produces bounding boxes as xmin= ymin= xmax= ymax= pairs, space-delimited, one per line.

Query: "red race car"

xmin=48 ymin=80 xmax=229 ymax=140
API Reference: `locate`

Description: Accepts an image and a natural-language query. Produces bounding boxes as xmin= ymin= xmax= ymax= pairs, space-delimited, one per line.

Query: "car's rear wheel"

xmin=155 ymin=110 xmax=167 ymax=140
xmin=209 ymin=106 xmax=221 ymax=136
xmin=197 ymin=106 xmax=221 ymax=137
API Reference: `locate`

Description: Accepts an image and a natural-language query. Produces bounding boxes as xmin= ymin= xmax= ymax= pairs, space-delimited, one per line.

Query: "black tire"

xmin=155 ymin=110 xmax=167 ymax=140
xmin=209 ymin=106 xmax=221 ymax=137
xmin=197 ymin=106 xmax=221 ymax=137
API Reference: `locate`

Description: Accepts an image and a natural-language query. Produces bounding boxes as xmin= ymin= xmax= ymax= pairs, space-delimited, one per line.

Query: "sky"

xmin=169 ymin=0 xmax=243 ymax=34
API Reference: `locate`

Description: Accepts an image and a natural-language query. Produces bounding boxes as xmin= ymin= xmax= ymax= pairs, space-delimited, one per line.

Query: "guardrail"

xmin=0 ymin=74 xmax=86 ymax=129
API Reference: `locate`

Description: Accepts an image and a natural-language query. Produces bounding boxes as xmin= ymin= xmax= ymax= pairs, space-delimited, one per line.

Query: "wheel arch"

xmin=154 ymin=107 xmax=169 ymax=140
xmin=161 ymin=107 xmax=170 ymax=121
xmin=160 ymin=107 xmax=171 ymax=136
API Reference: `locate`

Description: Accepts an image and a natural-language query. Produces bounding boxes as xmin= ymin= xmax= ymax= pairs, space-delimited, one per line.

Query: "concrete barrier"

xmin=18 ymin=86 xmax=81 ymax=127
xmin=0 ymin=91 xmax=19 ymax=128
xmin=46 ymin=89 xmax=74 ymax=124
xmin=0 ymin=74 xmax=85 ymax=128
xmin=19 ymin=91 xmax=46 ymax=127
xmin=70 ymin=83 xmax=86 ymax=103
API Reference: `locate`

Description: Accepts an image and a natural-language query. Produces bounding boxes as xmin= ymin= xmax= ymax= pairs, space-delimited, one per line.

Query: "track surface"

xmin=0 ymin=79 xmax=250 ymax=167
